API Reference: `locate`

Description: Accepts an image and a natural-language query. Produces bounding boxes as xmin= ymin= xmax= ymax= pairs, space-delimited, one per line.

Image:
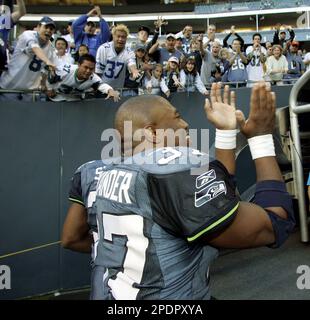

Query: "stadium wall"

xmin=0 ymin=86 xmax=293 ymax=299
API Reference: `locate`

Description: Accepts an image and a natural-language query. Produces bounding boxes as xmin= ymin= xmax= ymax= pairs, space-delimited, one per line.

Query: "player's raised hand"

xmin=106 ymin=89 xmax=120 ymax=102
xmin=204 ymin=83 xmax=237 ymax=130
xmin=235 ymin=82 xmax=276 ymax=139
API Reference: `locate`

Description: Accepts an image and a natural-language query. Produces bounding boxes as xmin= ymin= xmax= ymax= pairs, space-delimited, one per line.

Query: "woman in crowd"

xmin=266 ymin=45 xmax=288 ymax=85
xmin=179 ymin=57 xmax=208 ymax=95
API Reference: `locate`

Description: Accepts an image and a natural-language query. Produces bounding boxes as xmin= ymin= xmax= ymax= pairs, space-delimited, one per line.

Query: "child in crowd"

xmin=161 ymin=56 xmax=182 ymax=98
xmin=179 ymin=57 xmax=208 ymax=95
xmin=74 ymin=44 xmax=89 ymax=63
xmin=144 ymin=63 xmax=164 ymax=95
xmin=184 ymin=36 xmax=203 ymax=73
xmin=217 ymin=47 xmax=231 ymax=82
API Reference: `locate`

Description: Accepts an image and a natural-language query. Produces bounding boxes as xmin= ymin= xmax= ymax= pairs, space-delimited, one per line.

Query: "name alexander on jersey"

xmin=96 ymin=169 xmax=133 ymax=204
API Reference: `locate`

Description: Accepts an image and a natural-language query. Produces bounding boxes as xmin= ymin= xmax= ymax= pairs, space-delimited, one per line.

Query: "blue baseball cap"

xmin=39 ymin=16 xmax=56 ymax=28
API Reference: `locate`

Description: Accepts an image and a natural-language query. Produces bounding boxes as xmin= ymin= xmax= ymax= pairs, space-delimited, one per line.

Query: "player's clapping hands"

xmin=204 ymin=83 xmax=237 ymax=130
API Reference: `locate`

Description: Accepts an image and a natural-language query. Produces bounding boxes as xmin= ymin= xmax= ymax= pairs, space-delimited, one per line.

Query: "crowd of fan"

xmin=0 ymin=3 xmax=310 ymax=102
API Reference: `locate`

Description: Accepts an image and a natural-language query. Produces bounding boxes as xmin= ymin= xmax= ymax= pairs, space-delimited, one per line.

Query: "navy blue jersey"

xmin=69 ymin=160 xmax=107 ymax=260
xmin=93 ymin=147 xmax=239 ymax=299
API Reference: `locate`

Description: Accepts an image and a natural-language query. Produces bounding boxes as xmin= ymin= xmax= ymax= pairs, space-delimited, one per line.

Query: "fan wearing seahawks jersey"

xmin=0 ymin=16 xmax=57 ymax=100
xmin=95 ymin=24 xmax=139 ymax=92
xmin=225 ymin=39 xmax=248 ymax=87
xmin=246 ymin=33 xmax=267 ymax=85
xmin=47 ymin=54 xmax=119 ymax=102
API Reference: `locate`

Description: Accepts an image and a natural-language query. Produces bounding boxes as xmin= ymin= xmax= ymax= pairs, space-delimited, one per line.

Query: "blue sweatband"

xmin=252 ymin=180 xmax=295 ymax=248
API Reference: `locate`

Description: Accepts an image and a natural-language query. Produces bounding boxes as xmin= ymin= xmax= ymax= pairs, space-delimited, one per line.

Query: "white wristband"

xmin=248 ymin=134 xmax=276 ymax=160
xmin=215 ymin=129 xmax=237 ymax=150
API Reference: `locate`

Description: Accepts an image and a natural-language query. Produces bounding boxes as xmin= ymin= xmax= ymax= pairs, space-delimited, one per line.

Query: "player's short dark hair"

xmin=252 ymin=33 xmax=262 ymax=40
xmin=78 ymin=54 xmax=96 ymax=65
xmin=55 ymin=37 xmax=68 ymax=49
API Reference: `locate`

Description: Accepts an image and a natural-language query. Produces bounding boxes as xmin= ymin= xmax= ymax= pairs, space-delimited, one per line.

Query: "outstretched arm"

xmin=205 ymin=82 xmax=295 ymax=249
xmin=11 ymin=0 xmax=26 ymax=23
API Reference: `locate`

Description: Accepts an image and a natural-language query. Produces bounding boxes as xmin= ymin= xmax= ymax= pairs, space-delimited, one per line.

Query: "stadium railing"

xmin=289 ymin=70 xmax=310 ymax=242
xmin=0 ymin=79 xmax=300 ymax=101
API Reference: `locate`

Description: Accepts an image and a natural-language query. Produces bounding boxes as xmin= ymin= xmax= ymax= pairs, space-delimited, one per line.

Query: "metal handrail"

xmin=0 ymin=79 xmax=299 ymax=96
xmin=289 ymin=70 xmax=310 ymax=242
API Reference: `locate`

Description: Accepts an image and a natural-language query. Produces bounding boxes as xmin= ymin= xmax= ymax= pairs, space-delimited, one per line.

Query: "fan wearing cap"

xmin=0 ymin=0 xmax=26 ymax=74
xmin=0 ymin=15 xmax=57 ymax=99
xmin=284 ymin=41 xmax=305 ymax=81
xmin=72 ymin=6 xmax=110 ymax=57
xmin=149 ymin=33 xmax=184 ymax=69
xmin=161 ymin=56 xmax=183 ymax=98
xmin=273 ymin=23 xmax=295 ymax=51
xmin=123 ymin=43 xmax=147 ymax=96
xmin=133 ymin=17 xmax=167 ymax=53
xmin=62 ymin=20 xmax=75 ymax=54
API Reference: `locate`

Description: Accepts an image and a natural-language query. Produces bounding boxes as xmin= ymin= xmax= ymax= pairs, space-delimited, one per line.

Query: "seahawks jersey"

xmin=95 ymin=41 xmax=136 ymax=90
xmin=93 ymin=147 xmax=240 ymax=300
xmin=246 ymin=46 xmax=267 ymax=82
xmin=226 ymin=52 xmax=248 ymax=83
xmin=0 ymin=31 xmax=57 ymax=90
xmin=47 ymin=64 xmax=112 ymax=101
xmin=68 ymin=160 xmax=108 ymax=261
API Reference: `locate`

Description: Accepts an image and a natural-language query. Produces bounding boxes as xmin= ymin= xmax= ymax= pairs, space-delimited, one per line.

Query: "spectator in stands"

xmin=266 ymin=46 xmax=273 ymax=57
xmin=284 ymin=41 xmax=305 ymax=82
xmin=0 ymin=0 xmax=26 ymax=74
xmin=219 ymin=47 xmax=231 ymax=74
xmin=123 ymin=44 xmax=147 ymax=97
xmin=246 ymin=33 xmax=267 ymax=85
xmin=266 ymin=45 xmax=288 ymax=85
xmin=134 ymin=18 xmax=166 ymax=54
xmin=303 ymin=50 xmax=310 ymax=71
xmin=55 ymin=37 xmax=74 ymax=68
xmin=96 ymin=24 xmax=139 ymax=93
xmin=203 ymin=24 xmax=222 ymax=50
xmin=149 ymin=33 xmax=184 ymax=68
xmin=175 ymin=36 xmax=185 ymax=54
xmin=46 ymin=54 xmax=119 ymax=102
xmin=0 ymin=16 xmax=57 ymax=101
xmin=225 ymin=39 xmax=248 ymax=87
xmin=265 ymin=41 xmax=273 ymax=49
xmin=175 ymin=25 xmax=193 ymax=54
xmin=184 ymin=34 xmax=204 ymax=74
xmin=144 ymin=63 xmax=164 ymax=95
xmin=62 ymin=20 xmax=75 ymax=54
xmin=200 ymin=41 xmax=221 ymax=86
xmin=74 ymin=44 xmax=89 ymax=63
xmin=210 ymin=65 xmax=223 ymax=83
xmin=180 ymin=57 xmax=208 ymax=96
xmin=72 ymin=6 xmax=110 ymax=57
xmin=223 ymin=25 xmax=245 ymax=51
xmin=273 ymin=24 xmax=295 ymax=51
xmin=161 ymin=56 xmax=182 ymax=98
